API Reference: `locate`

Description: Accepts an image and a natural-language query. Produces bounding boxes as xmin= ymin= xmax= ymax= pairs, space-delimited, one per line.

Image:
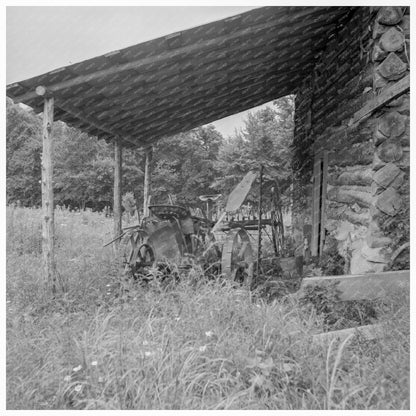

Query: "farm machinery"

xmin=109 ymin=170 xmax=286 ymax=286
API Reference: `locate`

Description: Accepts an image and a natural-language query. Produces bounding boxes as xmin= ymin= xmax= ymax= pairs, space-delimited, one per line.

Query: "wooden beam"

xmin=9 ymin=7 xmax=348 ymax=103
xmin=113 ymin=140 xmax=123 ymax=243
xmin=40 ymin=95 xmax=56 ymax=293
xmin=350 ymin=74 xmax=409 ymax=126
xmin=299 ymin=270 xmax=409 ymax=301
xmin=143 ymin=146 xmax=153 ymax=217
xmin=312 ymin=324 xmax=384 ymax=345
xmin=122 ymin=82 xmax=292 ymax=141
xmin=104 ymin=64 xmax=309 ymax=134
xmin=36 ymin=84 xmax=137 ymax=147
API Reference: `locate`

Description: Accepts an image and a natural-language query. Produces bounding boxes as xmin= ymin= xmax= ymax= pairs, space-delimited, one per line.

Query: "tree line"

xmin=6 ymin=96 xmax=294 ymax=213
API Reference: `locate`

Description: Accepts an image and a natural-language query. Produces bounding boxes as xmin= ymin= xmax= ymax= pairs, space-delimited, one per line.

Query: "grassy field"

xmin=6 ymin=206 xmax=410 ymax=410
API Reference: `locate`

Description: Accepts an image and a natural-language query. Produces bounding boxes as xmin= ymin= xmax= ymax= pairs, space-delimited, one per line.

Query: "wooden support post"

xmin=256 ymin=165 xmax=263 ymax=281
xmin=41 ymin=95 xmax=56 ymax=293
xmin=143 ymin=146 xmax=153 ymax=217
xmin=113 ymin=140 xmax=123 ymax=242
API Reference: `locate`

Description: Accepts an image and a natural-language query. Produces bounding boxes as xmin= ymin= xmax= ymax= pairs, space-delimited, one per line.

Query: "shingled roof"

xmin=6 ymin=6 xmax=356 ymax=147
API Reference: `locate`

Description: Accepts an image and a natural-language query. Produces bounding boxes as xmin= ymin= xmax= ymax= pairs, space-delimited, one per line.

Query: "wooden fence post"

xmin=41 ymin=94 xmax=56 ymax=293
xmin=143 ymin=146 xmax=153 ymax=217
xmin=113 ymin=140 xmax=123 ymax=243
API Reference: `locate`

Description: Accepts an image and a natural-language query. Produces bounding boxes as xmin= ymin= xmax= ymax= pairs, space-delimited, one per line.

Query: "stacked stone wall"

xmin=293 ymin=6 xmax=410 ymax=273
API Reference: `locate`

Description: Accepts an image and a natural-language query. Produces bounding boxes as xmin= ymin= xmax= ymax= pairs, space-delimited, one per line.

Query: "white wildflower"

xmin=205 ymin=331 xmax=214 ymax=338
xmin=74 ymin=384 xmax=82 ymax=393
xmin=91 ymin=361 xmax=98 ymax=366
xmin=144 ymin=351 xmax=154 ymax=357
xmin=142 ymin=340 xmax=149 ymax=346
xmin=72 ymin=365 xmax=82 ymax=372
xmin=199 ymin=345 xmax=207 ymax=352
xmin=64 ymin=375 xmax=71 ymax=382
xmin=98 ymin=376 xmax=104 ymax=383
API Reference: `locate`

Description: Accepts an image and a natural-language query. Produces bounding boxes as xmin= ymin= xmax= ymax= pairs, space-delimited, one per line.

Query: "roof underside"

xmin=7 ymin=6 xmax=356 ymax=148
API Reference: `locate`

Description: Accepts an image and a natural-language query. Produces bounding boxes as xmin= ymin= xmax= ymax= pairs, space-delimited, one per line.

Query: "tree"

xmin=6 ymin=98 xmax=43 ymax=206
xmin=213 ymin=96 xmax=295 ymax=209
xmin=150 ymin=125 xmax=223 ymax=207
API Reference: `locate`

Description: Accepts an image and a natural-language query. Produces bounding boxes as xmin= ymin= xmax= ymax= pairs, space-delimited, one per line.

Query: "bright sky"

xmin=6 ymin=5 xmax=274 ymax=137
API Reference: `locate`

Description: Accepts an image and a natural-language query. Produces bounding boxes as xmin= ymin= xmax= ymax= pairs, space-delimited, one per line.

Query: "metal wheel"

xmin=221 ymin=228 xmax=254 ymax=285
xmin=125 ymin=230 xmax=155 ymax=278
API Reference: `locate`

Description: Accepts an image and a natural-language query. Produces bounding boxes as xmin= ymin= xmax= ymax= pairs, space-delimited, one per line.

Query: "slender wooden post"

xmin=143 ymin=146 xmax=153 ymax=217
xmin=113 ymin=140 xmax=123 ymax=242
xmin=41 ymin=95 xmax=56 ymax=293
xmin=256 ymin=165 xmax=263 ymax=282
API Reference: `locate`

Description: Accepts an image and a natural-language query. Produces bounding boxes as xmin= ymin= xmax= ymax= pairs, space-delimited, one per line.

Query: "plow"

xmin=106 ymin=169 xmax=285 ymax=286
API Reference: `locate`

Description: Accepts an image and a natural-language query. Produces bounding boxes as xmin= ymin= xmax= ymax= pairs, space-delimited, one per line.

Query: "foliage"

xmin=318 ymin=237 xmax=346 ymax=276
xmin=299 ymin=283 xmax=378 ymax=331
xmin=151 ymin=125 xmax=222 ymax=207
xmin=6 ymin=98 xmax=43 ymax=206
xmin=213 ymin=97 xmax=294 ymax=211
xmin=6 ymin=207 xmax=410 ymax=410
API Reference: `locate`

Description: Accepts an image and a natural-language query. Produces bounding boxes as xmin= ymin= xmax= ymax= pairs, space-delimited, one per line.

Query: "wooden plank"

xmin=312 ymin=324 xmax=384 ymax=345
xmin=311 ymin=155 xmax=321 ymax=257
xmin=299 ymin=270 xmax=409 ymax=301
xmin=226 ymin=170 xmax=257 ymax=212
xmin=9 ymin=8 xmax=346 ymax=103
xmin=41 ymin=96 xmax=56 ymax=293
xmin=351 ymin=74 xmax=409 ymax=126
xmin=143 ymin=146 xmax=153 ymax=217
xmin=113 ymin=141 xmax=123 ymax=243
xmin=319 ymin=151 xmax=328 ymax=257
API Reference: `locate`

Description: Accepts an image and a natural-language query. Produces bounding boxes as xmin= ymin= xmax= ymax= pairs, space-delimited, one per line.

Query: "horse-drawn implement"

xmin=107 ymin=170 xmax=285 ymax=286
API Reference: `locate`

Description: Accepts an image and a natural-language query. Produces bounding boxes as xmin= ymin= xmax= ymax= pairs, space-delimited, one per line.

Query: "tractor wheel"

xmin=221 ymin=228 xmax=254 ymax=286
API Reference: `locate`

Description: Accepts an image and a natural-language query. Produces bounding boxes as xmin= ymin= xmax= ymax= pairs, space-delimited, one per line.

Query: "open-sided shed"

xmin=6 ymin=6 xmax=410 ymax=289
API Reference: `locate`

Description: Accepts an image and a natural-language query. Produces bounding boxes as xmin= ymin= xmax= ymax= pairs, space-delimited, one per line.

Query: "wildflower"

xmin=6 ymin=300 xmax=11 ymax=304
xmin=64 ymin=375 xmax=71 ymax=382
xmin=91 ymin=361 xmax=98 ymax=366
xmin=72 ymin=365 xmax=82 ymax=372
xmin=175 ymin=316 xmax=181 ymax=321
xmin=199 ymin=345 xmax=207 ymax=352
xmin=142 ymin=340 xmax=149 ymax=346
xmin=74 ymin=384 xmax=82 ymax=393
xmin=98 ymin=376 xmax=104 ymax=383
xmin=144 ymin=351 xmax=154 ymax=357
xmin=256 ymin=304 xmax=261 ymax=308
xmin=205 ymin=331 xmax=214 ymax=338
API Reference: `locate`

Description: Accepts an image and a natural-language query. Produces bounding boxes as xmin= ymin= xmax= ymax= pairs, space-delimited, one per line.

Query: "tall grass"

xmin=6 ymin=207 xmax=409 ymax=409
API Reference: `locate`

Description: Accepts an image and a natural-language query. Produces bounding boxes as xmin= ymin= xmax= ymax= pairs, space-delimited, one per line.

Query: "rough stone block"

xmin=389 ymin=170 xmax=405 ymax=189
xmin=377 ymin=53 xmax=407 ymax=80
xmin=376 ymin=111 xmax=406 ymax=138
xmin=372 ymin=152 xmax=387 ymax=171
xmin=350 ymin=250 xmax=385 ymax=275
xmin=372 ymin=20 xmax=389 ymax=39
xmin=399 ymin=15 xmax=410 ymax=38
xmin=372 ymin=43 xmax=388 ymax=62
xmin=375 ymin=188 xmax=402 ymax=216
xmin=366 ymin=231 xmax=392 ymax=248
xmin=336 ymin=168 xmax=373 ymax=186
xmin=373 ymin=71 xmax=389 ymax=89
xmin=372 ymin=162 xmax=402 ymax=188
xmin=327 ymin=186 xmax=372 ymax=208
xmin=380 ymin=27 xmax=405 ymax=52
xmin=396 ymin=148 xmax=409 ymax=168
xmin=361 ymin=242 xmax=391 ymax=263
xmin=376 ymin=6 xmax=404 ymax=25
xmin=377 ymin=139 xmax=403 ymax=162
